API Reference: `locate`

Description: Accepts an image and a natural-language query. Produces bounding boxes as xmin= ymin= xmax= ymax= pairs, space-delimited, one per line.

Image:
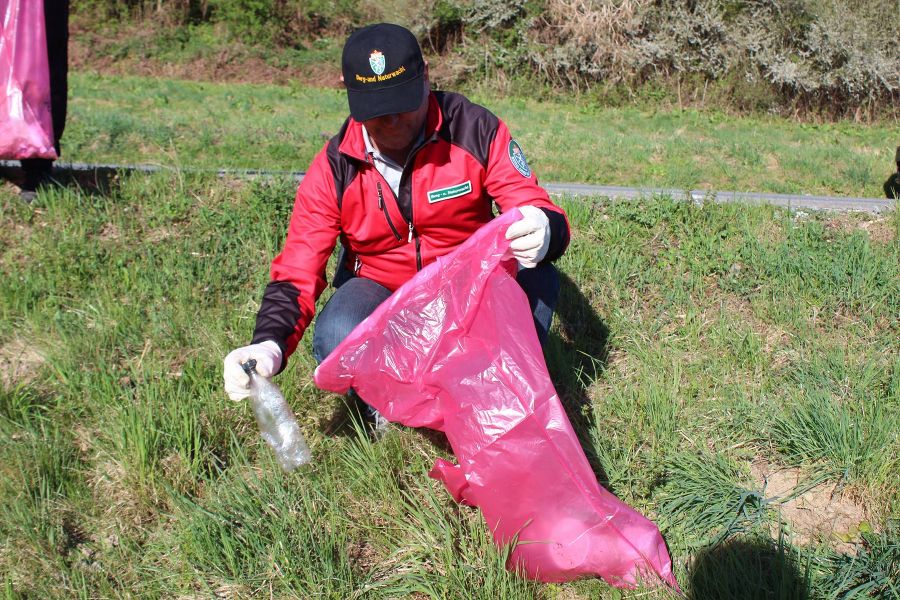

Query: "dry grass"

xmin=527 ymin=0 xmax=651 ymax=88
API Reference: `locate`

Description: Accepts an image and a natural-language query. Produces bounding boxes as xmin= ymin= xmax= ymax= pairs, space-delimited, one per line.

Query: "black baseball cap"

xmin=341 ymin=23 xmax=426 ymax=122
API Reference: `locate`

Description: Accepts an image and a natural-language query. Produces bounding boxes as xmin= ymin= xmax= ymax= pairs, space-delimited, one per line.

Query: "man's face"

xmin=362 ymin=84 xmax=429 ymax=155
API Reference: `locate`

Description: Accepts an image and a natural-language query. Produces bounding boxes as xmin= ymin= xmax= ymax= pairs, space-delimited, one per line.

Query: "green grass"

xmin=1 ymin=170 xmax=897 ymax=598
xmin=61 ymin=72 xmax=899 ymax=198
xmin=63 ymin=73 xmax=348 ymax=172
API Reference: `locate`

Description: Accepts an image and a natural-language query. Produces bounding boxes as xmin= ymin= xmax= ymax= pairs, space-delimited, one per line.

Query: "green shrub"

xmin=453 ymin=0 xmax=899 ymax=116
xmin=73 ymin=0 xmax=900 ymax=117
xmin=213 ymin=0 xmax=362 ymax=46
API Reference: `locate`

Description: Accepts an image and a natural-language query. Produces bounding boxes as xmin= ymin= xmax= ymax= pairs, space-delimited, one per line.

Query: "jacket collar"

xmin=338 ymin=92 xmax=443 ymax=163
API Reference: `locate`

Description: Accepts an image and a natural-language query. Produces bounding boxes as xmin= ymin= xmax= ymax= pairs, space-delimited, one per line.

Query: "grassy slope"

xmin=1 ymin=169 xmax=897 ymax=597
xmin=62 ymin=72 xmax=899 ymax=198
xmin=3 ymin=70 xmax=900 ymax=597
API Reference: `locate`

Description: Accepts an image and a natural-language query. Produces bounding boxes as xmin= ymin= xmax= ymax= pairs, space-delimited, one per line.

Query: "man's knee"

xmin=312 ymin=277 xmax=392 ymax=363
xmin=311 ymin=313 xmax=346 ymax=364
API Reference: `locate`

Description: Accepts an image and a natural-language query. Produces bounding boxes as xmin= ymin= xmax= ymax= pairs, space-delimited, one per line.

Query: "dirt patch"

xmin=212 ymin=584 xmax=253 ymax=599
xmin=552 ymin=590 xmax=591 ymax=600
xmin=824 ymin=214 xmax=896 ymax=245
xmin=751 ymin=459 xmax=870 ymax=553
xmin=89 ymin=458 xmax=160 ymax=528
xmin=145 ymin=226 xmax=174 ymax=243
xmin=347 ymin=539 xmax=380 ymax=572
xmin=87 ymin=53 xmax=340 ymax=87
xmin=69 ymin=22 xmax=466 ymax=91
xmin=73 ymin=425 xmax=98 ymax=455
xmin=70 ymin=27 xmax=342 ymax=87
xmin=0 ymin=338 xmax=46 ymax=387
xmin=99 ymin=222 xmax=121 ymax=241
xmin=863 ymin=218 xmax=897 ymax=245
xmin=1 ymin=179 xmax=21 ymax=196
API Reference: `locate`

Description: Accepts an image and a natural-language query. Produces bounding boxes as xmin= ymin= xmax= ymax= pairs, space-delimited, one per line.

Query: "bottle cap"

xmin=241 ymin=359 xmax=257 ymax=375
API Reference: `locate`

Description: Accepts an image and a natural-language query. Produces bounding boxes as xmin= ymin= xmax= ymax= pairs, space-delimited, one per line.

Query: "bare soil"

xmin=69 ymin=21 xmax=340 ymax=87
xmin=0 ymin=338 xmax=46 ymax=387
xmin=98 ymin=222 xmax=121 ymax=241
xmin=69 ymin=23 xmax=461 ymax=89
xmin=823 ymin=214 xmax=897 ymax=245
xmin=751 ymin=458 xmax=870 ymax=553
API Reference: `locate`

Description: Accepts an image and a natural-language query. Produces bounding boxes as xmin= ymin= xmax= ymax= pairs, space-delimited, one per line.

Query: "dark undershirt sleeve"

xmin=540 ymin=208 xmax=570 ymax=263
xmin=251 ymin=280 xmax=303 ymax=374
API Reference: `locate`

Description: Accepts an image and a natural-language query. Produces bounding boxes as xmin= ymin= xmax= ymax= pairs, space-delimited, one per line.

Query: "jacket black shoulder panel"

xmin=434 ymin=92 xmax=499 ymax=169
xmin=326 ymin=118 xmax=358 ymax=210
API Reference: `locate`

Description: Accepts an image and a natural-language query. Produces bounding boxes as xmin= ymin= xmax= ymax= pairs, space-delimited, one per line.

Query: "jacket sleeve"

xmin=251 ymin=147 xmax=341 ymax=366
xmin=483 ymin=120 xmax=570 ymax=263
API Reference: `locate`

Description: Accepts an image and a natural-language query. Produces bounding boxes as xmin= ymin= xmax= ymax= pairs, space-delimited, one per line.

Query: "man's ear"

xmin=424 ymin=60 xmax=429 ymax=81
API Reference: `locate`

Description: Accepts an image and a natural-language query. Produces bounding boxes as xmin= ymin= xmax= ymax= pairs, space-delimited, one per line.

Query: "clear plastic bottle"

xmin=241 ymin=359 xmax=312 ymax=472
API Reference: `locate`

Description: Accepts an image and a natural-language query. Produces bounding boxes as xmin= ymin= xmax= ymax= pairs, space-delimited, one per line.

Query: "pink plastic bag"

xmin=0 ymin=0 xmax=57 ymax=159
xmin=315 ymin=209 xmax=678 ymax=589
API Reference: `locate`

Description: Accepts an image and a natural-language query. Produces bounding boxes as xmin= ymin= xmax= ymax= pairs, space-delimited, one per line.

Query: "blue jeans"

xmin=312 ymin=263 xmax=560 ymax=365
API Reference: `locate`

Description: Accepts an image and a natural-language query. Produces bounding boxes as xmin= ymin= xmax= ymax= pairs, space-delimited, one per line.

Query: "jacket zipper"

xmin=372 ymin=133 xmax=436 ymax=271
xmin=413 ymin=225 xmax=422 ymax=270
xmin=403 ymin=140 xmax=432 ymax=271
xmin=376 ymin=181 xmax=402 ymax=241
xmin=403 ymin=186 xmax=421 ymax=270
xmin=377 ymin=176 xmax=421 ymax=271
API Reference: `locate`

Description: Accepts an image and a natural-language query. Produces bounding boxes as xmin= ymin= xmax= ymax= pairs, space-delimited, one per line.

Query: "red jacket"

xmin=252 ymin=91 xmax=570 ymax=360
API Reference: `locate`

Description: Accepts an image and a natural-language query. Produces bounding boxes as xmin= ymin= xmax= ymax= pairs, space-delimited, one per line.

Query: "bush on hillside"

xmin=73 ymin=0 xmax=900 ymax=118
xmin=440 ymin=0 xmax=898 ymax=116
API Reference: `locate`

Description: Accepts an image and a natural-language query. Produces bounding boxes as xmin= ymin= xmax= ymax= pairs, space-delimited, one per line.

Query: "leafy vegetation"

xmin=71 ymin=0 xmax=900 ymax=119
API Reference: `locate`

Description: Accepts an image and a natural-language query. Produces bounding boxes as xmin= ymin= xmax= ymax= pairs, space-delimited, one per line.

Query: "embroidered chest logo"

xmin=369 ymin=50 xmax=386 ymax=75
xmin=508 ymin=140 xmax=532 ymax=178
xmin=427 ymin=181 xmax=472 ymax=203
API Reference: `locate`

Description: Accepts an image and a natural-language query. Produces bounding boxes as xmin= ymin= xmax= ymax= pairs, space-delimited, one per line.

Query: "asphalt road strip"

xmin=543 ymin=182 xmax=895 ymax=213
xmin=2 ymin=160 xmax=895 ymax=213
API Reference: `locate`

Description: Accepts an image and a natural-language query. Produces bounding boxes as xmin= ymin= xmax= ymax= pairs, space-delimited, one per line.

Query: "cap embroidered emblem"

xmin=369 ymin=50 xmax=386 ymax=75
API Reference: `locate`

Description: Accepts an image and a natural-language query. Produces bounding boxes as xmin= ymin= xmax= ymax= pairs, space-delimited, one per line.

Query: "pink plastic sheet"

xmin=315 ymin=209 xmax=678 ymax=589
xmin=0 ymin=0 xmax=57 ymax=159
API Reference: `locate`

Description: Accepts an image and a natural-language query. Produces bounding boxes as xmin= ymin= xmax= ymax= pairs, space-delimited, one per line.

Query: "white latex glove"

xmin=223 ymin=340 xmax=283 ymax=401
xmin=505 ymin=205 xmax=550 ymax=268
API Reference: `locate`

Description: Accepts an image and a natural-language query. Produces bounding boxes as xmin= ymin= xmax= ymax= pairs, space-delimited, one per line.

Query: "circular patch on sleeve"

xmin=507 ymin=140 xmax=532 ymax=178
